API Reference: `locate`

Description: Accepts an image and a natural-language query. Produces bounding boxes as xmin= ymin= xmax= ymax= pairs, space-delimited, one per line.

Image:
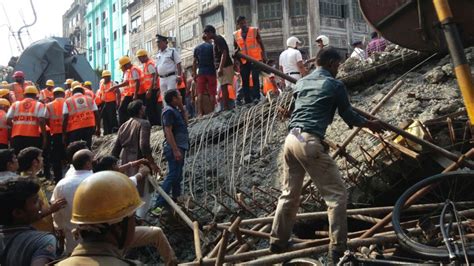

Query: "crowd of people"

xmin=0 ymin=13 xmax=389 ymax=265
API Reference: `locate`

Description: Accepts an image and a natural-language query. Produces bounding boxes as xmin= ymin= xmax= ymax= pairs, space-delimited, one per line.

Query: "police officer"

xmin=155 ymin=34 xmax=183 ymax=106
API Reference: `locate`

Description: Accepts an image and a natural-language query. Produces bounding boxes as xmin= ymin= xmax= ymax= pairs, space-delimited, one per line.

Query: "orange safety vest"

xmin=97 ymin=80 xmax=116 ymax=103
xmin=46 ymin=98 xmax=65 ymax=135
xmin=124 ymin=65 xmax=144 ymax=96
xmin=84 ymin=88 xmax=95 ymax=99
xmin=64 ymin=94 xmax=96 ymax=132
xmin=11 ymin=81 xmax=33 ymax=102
xmin=10 ymin=98 xmax=44 ymax=137
xmin=40 ymin=89 xmax=54 ymax=103
xmin=263 ymin=76 xmax=277 ymax=95
xmin=65 ymin=89 xmax=72 ymax=98
xmin=219 ymin=84 xmax=236 ymax=100
xmin=142 ymin=59 xmax=158 ymax=91
xmin=177 ymin=74 xmax=186 ymax=90
xmin=234 ymin=27 xmax=263 ymax=64
xmin=0 ymin=110 xmax=9 ymax=145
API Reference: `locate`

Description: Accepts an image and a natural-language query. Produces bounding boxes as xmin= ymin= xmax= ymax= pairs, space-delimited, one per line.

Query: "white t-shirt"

xmin=351 ymin=47 xmax=366 ymax=61
xmin=279 ymin=47 xmax=303 ymax=74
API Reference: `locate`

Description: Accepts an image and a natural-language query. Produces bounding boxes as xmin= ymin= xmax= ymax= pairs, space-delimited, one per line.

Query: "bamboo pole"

xmin=193 ymin=221 xmax=202 ymax=262
xmin=216 ymin=230 xmax=230 ymax=266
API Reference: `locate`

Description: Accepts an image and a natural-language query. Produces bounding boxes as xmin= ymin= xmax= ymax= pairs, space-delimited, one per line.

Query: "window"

xmin=320 ymin=0 xmax=346 ymax=18
xmin=202 ymin=9 xmax=223 ymax=28
xmin=113 ymin=30 xmax=118 ymax=41
xmin=258 ymin=0 xmax=282 ymax=19
xmin=95 ymin=17 xmax=99 ymax=25
xmin=180 ymin=22 xmax=195 ymax=42
xmin=352 ymin=0 xmax=364 ymax=21
xmin=159 ymin=0 xmax=175 ymax=12
xmin=88 ymin=47 xmax=92 ymax=61
xmin=290 ymin=0 xmax=307 ymax=16
xmin=145 ymin=40 xmax=153 ymax=53
xmin=123 ymin=25 xmax=127 ymax=35
xmin=113 ymin=2 xmax=116 ymax=12
xmin=102 ymin=11 xmax=107 ymax=20
xmin=144 ymin=5 xmax=156 ymax=21
xmin=96 ymin=41 xmax=101 ymax=50
xmin=88 ymin=22 xmax=92 ymax=32
xmin=131 ymin=16 xmax=141 ymax=32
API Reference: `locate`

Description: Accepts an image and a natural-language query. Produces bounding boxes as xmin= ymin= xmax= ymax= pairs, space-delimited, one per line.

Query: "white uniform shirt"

xmin=279 ymin=47 xmax=303 ymax=74
xmin=51 ymin=169 xmax=93 ymax=253
xmin=6 ymin=100 xmax=47 ymax=119
xmin=156 ymin=48 xmax=181 ymax=76
xmin=351 ymin=47 xmax=366 ymax=61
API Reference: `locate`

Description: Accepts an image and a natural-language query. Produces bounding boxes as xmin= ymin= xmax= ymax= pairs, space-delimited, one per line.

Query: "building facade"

xmin=84 ymin=0 xmax=130 ymax=81
xmin=127 ymin=0 xmax=369 ymax=71
xmin=62 ymin=0 xmax=89 ymax=54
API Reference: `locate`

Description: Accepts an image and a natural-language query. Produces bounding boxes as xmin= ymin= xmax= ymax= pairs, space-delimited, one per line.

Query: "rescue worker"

xmin=262 ymin=73 xmax=279 ymax=97
xmin=83 ymin=81 xmax=96 ymax=99
xmin=233 ymin=16 xmax=266 ymax=104
xmin=6 ymin=86 xmax=47 ymax=154
xmin=64 ymin=78 xmax=74 ymax=98
xmin=110 ymin=56 xmax=143 ymax=125
xmin=39 ymin=79 xmax=55 ymax=103
xmin=0 ymin=98 xmax=10 ymax=149
xmin=156 ymin=34 xmax=183 ymax=105
xmin=62 ymin=84 xmax=100 ymax=149
xmin=136 ymin=49 xmax=161 ymax=126
xmin=96 ymin=70 xmax=119 ymax=135
xmin=10 ymin=70 xmax=34 ymax=102
xmin=46 ymin=87 xmax=67 ymax=182
xmin=0 ymin=88 xmax=13 ymax=104
xmin=56 ymin=171 xmax=177 ymax=266
xmin=177 ymin=72 xmax=187 ymax=105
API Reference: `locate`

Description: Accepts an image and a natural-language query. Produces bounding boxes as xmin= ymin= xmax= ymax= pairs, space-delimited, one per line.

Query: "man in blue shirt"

xmin=193 ymin=31 xmax=217 ymax=116
xmin=269 ymin=47 xmax=383 ymax=264
xmin=152 ymin=89 xmax=189 ymax=215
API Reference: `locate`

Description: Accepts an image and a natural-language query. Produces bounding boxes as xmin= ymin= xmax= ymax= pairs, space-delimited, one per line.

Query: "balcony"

xmin=353 ymin=22 xmax=369 ymax=33
xmin=259 ymin=18 xmax=282 ymax=30
xmin=320 ymin=17 xmax=346 ymax=29
xmin=290 ymin=16 xmax=306 ymax=27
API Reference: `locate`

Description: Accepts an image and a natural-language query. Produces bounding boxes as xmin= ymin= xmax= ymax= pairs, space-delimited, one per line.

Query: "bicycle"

xmin=392 ymin=171 xmax=474 ymax=263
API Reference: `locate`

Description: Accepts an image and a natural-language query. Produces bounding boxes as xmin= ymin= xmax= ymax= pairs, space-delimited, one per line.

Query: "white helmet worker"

xmin=316 ymin=35 xmax=330 ymax=47
xmin=286 ymin=36 xmax=301 ymax=48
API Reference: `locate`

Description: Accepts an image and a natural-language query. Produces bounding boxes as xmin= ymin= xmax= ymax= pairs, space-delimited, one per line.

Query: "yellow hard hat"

xmin=46 ymin=80 xmax=55 ymax=87
xmin=0 ymin=88 xmax=10 ymax=97
xmin=71 ymin=81 xmax=82 ymax=89
xmin=119 ymin=56 xmax=131 ymax=68
xmin=84 ymin=81 xmax=92 ymax=86
xmin=24 ymin=86 xmax=39 ymax=95
xmin=64 ymin=78 xmax=74 ymax=85
xmin=71 ymin=171 xmax=144 ymax=224
xmin=0 ymin=98 xmax=10 ymax=107
xmin=53 ymin=87 xmax=65 ymax=93
xmin=102 ymin=70 xmax=112 ymax=77
xmin=136 ymin=49 xmax=148 ymax=57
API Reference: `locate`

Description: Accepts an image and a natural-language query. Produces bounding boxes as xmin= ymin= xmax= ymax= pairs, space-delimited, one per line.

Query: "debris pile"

xmin=93 ymin=46 xmax=474 ymax=264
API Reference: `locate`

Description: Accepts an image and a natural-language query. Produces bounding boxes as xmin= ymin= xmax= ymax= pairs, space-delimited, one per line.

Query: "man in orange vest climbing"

xmin=110 ymin=56 xmax=143 ymax=125
xmin=10 ymin=71 xmax=34 ymax=102
xmin=83 ymin=81 xmax=96 ymax=99
xmin=96 ymin=70 xmax=119 ymax=135
xmin=233 ymin=16 xmax=266 ymax=104
xmin=39 ymin=79 xmax=55 ymax=104
xmin=6 ymin=86 xmax=48 ymax=154
xmin=64 ymin=78 xmax=73 ymax=98
xmin=46 ymin=87 xmax=67 ymax=182
xmin=0 ymin=98 xmax=11 ymax=149
xmin=136 ymin=49 xmax=161 ymax=126
xmin=62 ymin=84 xmax=100 ymax=149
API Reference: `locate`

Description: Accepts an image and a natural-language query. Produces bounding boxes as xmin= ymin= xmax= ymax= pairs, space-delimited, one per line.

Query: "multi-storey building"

xmin=62 ymin=0 xmax=89 ymax=54
xmin=84 ymin=0 xmax=130 ymax=81
xmin=127 ymin=0 xmax=370 ymax=71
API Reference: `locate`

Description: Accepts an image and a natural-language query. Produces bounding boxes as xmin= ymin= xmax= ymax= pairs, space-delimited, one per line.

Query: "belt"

xmin=159 ymin=72 xmax=176 ymax=78
xmin=286 ymin=72 xmax=300 ymax=75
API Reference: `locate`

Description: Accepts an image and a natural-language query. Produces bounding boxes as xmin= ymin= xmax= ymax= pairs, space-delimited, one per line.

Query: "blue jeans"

xmin=155 ymin=148 xmax=185 ymax=207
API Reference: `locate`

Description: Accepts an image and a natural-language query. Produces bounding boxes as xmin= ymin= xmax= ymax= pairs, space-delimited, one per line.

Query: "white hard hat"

xmin=286 ymin=36 xmax=301 ymax=48
xmin=316 ymin=35 xmax=330 ymax=46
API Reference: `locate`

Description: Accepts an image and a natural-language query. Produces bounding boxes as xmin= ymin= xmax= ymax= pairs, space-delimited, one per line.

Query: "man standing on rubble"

xmin=279 ymin=36 xmax=307 ymax=90
xmin=269 ymin=47 xmax=384 ymax=264
xmin=156 ymin=34 xmax=183 ymax=106
xmin=234 ymin=16 xmax=266 ymax=104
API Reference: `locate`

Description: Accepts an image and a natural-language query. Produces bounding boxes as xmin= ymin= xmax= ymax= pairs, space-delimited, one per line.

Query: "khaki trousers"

xmin=129 ymin=226 xmax=178 ymax=265
xmin=270 ymin=132 xmax=348 ymax=248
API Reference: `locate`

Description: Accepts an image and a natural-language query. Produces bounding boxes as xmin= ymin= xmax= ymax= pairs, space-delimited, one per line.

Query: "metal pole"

xmin=433 ymin=0 xmax=474 ymax=127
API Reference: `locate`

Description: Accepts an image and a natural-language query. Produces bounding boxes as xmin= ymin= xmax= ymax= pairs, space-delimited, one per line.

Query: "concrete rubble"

xmin=92 ymin=46 xmax=474 ymax=264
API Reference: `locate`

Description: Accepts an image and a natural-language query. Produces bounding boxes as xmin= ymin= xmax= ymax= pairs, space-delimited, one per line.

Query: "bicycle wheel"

xmin=392 ymin=171 xmax=474 ymax=260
